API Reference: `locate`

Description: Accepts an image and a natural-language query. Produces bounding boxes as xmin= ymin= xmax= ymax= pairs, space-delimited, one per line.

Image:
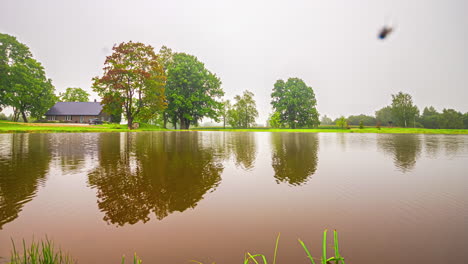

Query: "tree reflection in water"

xmin=226 ymin=132 xmax=257 ymax=170
xmin=88 ymin=132 xmax=224 ymax=226
xmin=377 ymin=134 xmax=422 ymax=172
xmin=0 ymin=134 xmax=51 ymax=229
xmin=271 ymin=133 xmax=319 ymax=186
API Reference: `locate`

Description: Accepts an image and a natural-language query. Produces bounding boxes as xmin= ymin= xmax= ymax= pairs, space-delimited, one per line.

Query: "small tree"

xmin=336 ymin=116 xmax=347 ymax=129
xmin=226 ymin=91 xmax=258 ymax=128
xmin=60 ymin=87 xmax=90 ymax=102
xmin=320 ymin=115 xmax=333 ymax=125
xmin=268 ymin=112 xmax=282 ymax=128
xmin=359 ymin=120 xmax=364 ymax=129
xmin=220 ymin=100 xmax=231 ymax=128
xmin=391 ymin=92 xmax=419 ymax=127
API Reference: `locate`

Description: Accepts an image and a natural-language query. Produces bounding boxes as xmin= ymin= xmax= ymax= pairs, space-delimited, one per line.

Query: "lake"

xmin=0 ymin=132 xmax=467 ymax=264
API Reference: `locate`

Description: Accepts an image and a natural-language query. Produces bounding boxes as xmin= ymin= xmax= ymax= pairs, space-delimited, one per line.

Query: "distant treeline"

xmin=321 ymin=92 xmax=468 ymax=129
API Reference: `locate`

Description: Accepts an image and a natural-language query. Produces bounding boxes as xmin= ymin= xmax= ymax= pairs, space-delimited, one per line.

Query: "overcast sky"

xmin=2 ymin=0 xmax=467 ymax=123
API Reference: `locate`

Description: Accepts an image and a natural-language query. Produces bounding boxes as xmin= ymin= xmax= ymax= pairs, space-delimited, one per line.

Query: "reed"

xmin=7 ymin=230 xmax=344 ymax=264
xmin=194 ymin=229 xmax=345 ymax=264
xmin=8 ymin=238 xmax=74 ymax=264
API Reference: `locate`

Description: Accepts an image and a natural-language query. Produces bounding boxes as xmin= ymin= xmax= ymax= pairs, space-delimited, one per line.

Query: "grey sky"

xmin=2 ymin=0 xmax=467 ymax=123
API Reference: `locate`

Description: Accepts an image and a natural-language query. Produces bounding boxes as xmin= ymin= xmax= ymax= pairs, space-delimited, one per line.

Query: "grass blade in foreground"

xmin=8 ymin=238 xmax=74 ymax=264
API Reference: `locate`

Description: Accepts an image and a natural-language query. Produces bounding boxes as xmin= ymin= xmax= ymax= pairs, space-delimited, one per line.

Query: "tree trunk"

xmin=180 ymin=117 xmax=190 ymax=130
xmin=163 ymin=114 xmax=167 ymax=129
xmin=21 ymin=110 xmax=28 ymax=123
xmin=180 ymin=117 xmax=185 ymax=129
xmin=127 ymin=115 xmax=133 ymax=129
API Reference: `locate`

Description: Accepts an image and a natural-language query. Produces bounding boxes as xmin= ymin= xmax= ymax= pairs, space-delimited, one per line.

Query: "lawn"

xmin=1 ymin=121 xmax=467 ymax=134
xmin=191 ymin=126 xmax=468 ymax=135
xmin=0 ymin=121 xmax=166 ymax=133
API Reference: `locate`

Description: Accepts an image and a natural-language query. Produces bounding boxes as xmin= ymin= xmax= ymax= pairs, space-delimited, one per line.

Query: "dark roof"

xmin=45 ymin=102 xmax=103 ymax=116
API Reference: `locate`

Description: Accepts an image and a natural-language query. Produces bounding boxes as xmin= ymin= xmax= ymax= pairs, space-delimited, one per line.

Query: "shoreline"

xmin=1 ymin=122 xmax=467 ymax=135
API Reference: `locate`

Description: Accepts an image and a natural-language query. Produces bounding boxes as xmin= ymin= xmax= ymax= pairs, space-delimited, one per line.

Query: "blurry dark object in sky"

xmin=378 ymin=26 xmax=394 ymax=39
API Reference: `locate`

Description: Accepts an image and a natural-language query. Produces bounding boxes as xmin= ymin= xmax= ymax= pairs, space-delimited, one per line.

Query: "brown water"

xmin=0 ymin=132 xmax=467 ymax=264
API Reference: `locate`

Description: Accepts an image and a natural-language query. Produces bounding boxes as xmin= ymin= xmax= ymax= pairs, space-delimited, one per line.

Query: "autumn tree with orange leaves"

xmin=92 ymin=41 xmax=166 ymax=129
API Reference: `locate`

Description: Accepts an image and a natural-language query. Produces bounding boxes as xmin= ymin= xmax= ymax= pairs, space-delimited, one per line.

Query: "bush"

xmin=0 ymin=113 xmax=8 ymax=120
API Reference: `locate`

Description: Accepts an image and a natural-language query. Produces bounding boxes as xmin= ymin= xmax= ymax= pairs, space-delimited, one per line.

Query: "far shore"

xmin=1 ymin=121 xmax=468 ymax=135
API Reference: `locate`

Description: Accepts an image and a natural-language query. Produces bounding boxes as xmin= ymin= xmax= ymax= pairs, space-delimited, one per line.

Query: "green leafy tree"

xmin=335 ymin=116 xmax=347 ymax=129
xmin=320 ymin=115 xmax=333 ymax=125
xmin=166 ymin=53 xmax=224 ymax=129
xmin=227 ymin=90 xmax=258 ymax=128
xmin=375 ymin=106 xmax=394 ymax=126
xmin=0 ymin=33 xmax=57 ymax=122
xmin=391 ymin=92 xmax=419 ymax=127
xmin=157 ymin=46 xmax=174 ymax=128
xmin=59 ymin=87 xmax=90 ymax=102
xmin=220 ymin=100 xmax=231 ymax=128
xmin=464 ymin=112 xmax=468 ymax=129
xmin=268 ymin=111 xmax=282 ymax=128
xmin=347 ymin=114 xmax=376 ymax=126
xmin=439 ymin=109 xmax=464 ymax=129
xmin=420 ymin=106 xmax=440 ymax=129
xmin=271 ymin=78 xmax=319 ymax=128
xmin=92 ymin=41 xmax=167 ymax=129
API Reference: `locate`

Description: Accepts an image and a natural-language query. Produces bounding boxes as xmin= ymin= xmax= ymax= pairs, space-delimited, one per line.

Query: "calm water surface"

xmin=0 ymin=132 xmax=467 ymax=263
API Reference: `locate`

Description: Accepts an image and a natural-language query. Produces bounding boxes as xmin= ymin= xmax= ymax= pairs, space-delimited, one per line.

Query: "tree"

xmin=92 ymin=41 xmax=166 ymax=129
xmin=227 ymin=90 xmax=258 ymax=128
xmin=271 ymin=78 xmax=319 ymax=128
xmin=60 ymin=87 xmax=90 ymax=102
xmin=158 ymin=46 xmax=174 ymax=128
xmin=271 ymin=133 xmax=319 ymax=186
xmin=268 ymin=111 xmax=282 ymax=128
xmin=335 ymin=116 xmax=347 ymax=129
xmin=166 ymin=53 xmax=224 ymax=129
xmin=320 ymin=115 xmax=333 ymax=125
xmin=0 ymin=33 xmax=57 ymax=122
xmin=220 ymin=100 xmax=231 ymax=128
xmin=464 ymin=112 xmax=468 ymax=129
xmin=347 ymin=114 xmax=376 ymax=126
xmin=391 ymin=92 xmax=419 ymax=127
xmin=375 ymin=106 xmax=394 ymax=126
xmin=439 ymin=109 xmax=463 ymax=129
xmin=420 ymin=106 xmax=440 ymax=129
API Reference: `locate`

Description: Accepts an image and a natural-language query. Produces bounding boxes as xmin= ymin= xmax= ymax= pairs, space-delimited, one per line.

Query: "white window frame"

xmin=48 ymin=115 xmax=56 ymax=121
xmin=65 ymin=115 xmax=72 ymax=121
xmin=80 ymin=116 xmax=84 ymax=123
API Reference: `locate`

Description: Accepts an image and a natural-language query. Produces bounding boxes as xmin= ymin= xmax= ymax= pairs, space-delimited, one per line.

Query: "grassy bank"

xmin=2 ymin=121 xmax=467 ymax=134
xmin=192 ymin=126 xmax=468 ymax=135
xmin=0 ymin=121 xmax=167 ymax=133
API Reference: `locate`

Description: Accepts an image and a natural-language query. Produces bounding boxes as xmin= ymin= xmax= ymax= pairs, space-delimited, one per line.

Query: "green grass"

xmin=192 ymin=126 xmax=468 ymax=135
xmin=0 ymin=120 xmax=167 ymax=133
xmin=193 ymin=229 xmax=345 ymax=264
xmin=6 ymin=230 xmax=344 ymax=264
xmin=8 ymin=238 xmax=74 ymax=264
xmin=4 ymin=121 xmax=465 ymax=135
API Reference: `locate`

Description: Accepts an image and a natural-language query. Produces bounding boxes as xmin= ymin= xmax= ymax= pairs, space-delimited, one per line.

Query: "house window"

xmin=80 ymin=116 xmax=84 ymax=123
xmin=48 ymin=116 xmax=56 ymax=121
xmin=65 ymin=115 xmax=72 ymax=121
